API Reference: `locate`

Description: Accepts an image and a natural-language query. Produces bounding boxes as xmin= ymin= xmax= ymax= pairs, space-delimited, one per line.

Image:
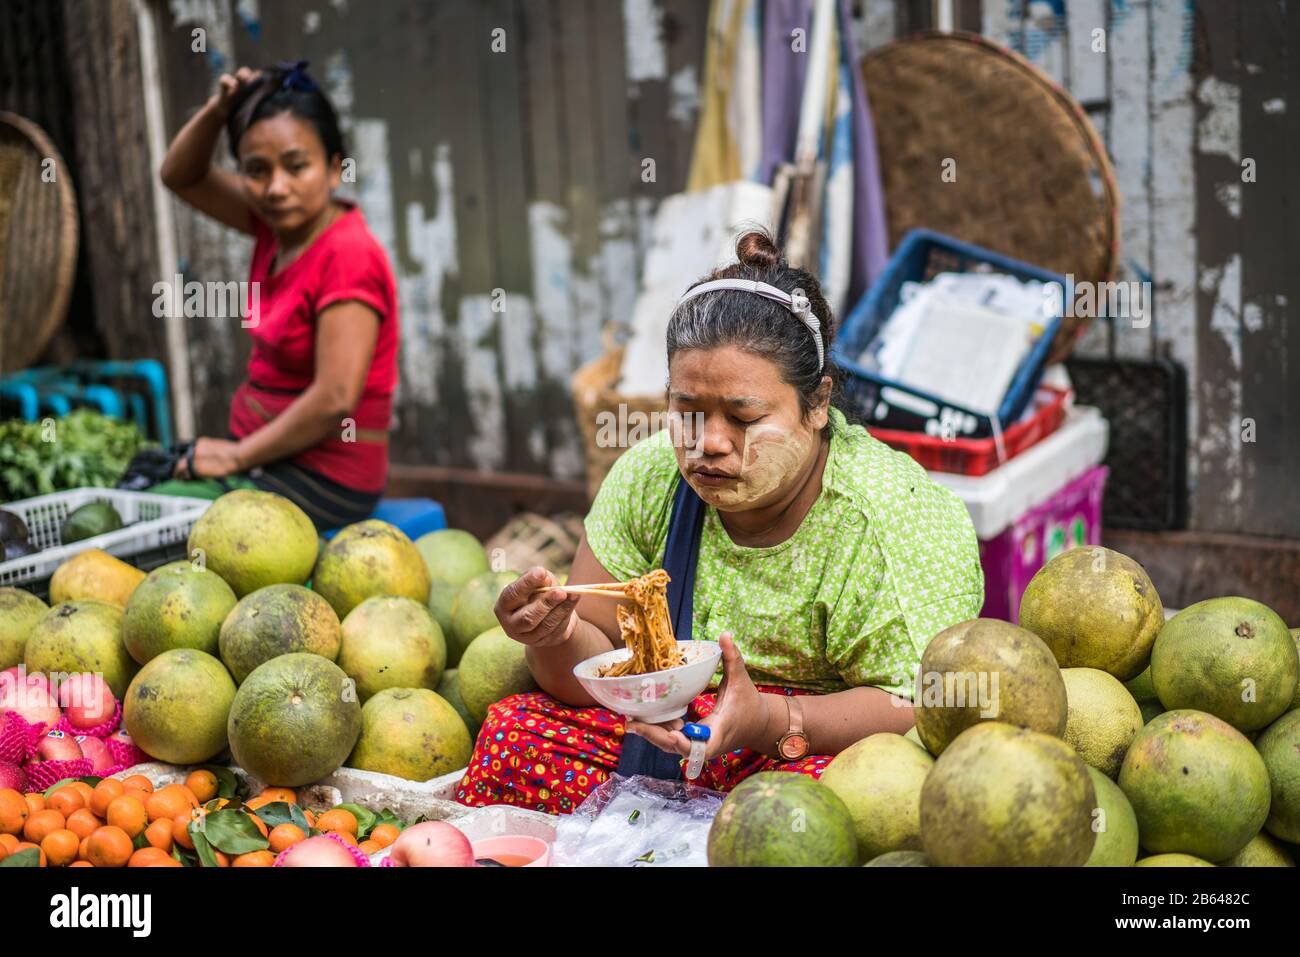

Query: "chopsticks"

xmin=529 ymin=581 xmax=630 ymax=600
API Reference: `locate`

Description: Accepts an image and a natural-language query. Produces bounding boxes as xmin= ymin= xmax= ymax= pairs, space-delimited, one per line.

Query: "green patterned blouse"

xmin=584 ymin=408 xmax=984 ymax=697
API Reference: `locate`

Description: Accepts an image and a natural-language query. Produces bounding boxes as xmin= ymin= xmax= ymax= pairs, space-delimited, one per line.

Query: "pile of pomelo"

xmin=0 ymin=767 xmax=414 ymax=867
xmin=708 ymin=546 xmax=1300 ymax=868
xmin=1 ymin=490 xmax=539 ymax=811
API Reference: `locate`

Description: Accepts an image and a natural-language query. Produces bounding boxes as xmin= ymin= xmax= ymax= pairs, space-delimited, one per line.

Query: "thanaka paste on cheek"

xmin=688 ymin=423 xmax=812 ymax=509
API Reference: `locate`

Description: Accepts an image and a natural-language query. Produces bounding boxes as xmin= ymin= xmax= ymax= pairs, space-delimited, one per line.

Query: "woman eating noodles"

xmin=456 ymin=230 xmax=983 ymax=815
xmin=154 ymin=61 xmax=398 ymax=530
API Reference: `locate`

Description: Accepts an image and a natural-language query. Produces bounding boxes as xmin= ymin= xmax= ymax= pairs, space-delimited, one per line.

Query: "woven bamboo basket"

xmin=0 ymin=112 xmax=79 ymax=373
xmin=570 ymin=339 xmax=668 ymax=499
xmin=862 ymin=31 xmax=1119 ymax=363
xmin=485 ymin=512 xmax=588 ymax=578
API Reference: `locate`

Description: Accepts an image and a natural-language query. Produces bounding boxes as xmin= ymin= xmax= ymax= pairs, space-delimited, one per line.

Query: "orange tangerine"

xmin=14 ymin=841 xmax=46 ymax=866
xmin=145 ymin=785 xmax=195 ymax=823
xmin=358 ymin=839 xmax=380 ymax=855
xmin=121 ymin=774 xmax=154 ymax=793
xmin=90 ymin=778 xmax=125 ymax=817
xmin=315 ymin=809 xmax=357 ymax=835
xmin=232 ymin=850 xmax=275 ymax=867
xmin=144 ymin=819 xmax=173 ymax=852
xmin=0 ymin=789 xmax=29 ymax=835
xmin=41 ymin=829 xmax=80 ymax=867
xmin=24 ymin=792 xmax=45 ymax=815
xmin=48 ymin=786 xmax=85 ymax=817
xmin=369 ymin=823 xmax=400 ymax=848
xmin=69 ymin=781 xmax=95 ymax=806
xmin=65 ymin=808 xmax=101 ymax=840
xmin=86 ymin=826 xmax=133 ymax=868
xmin=0 ymin=833 xmax=19 ymax=853
xmin=69 ymin=860 xmax=93 ymax=867
xmin=185 ymin=770 xmax=219 ymax=803
xmin=105 ymin=795 xmax=147 ymax=838
xmin=129 ymin=846 xmax=179 ymax=867
xmin=24 ymin=808 xmax=66 ymax=844
xmin=268 ymin=823 xmax=306 ymax=853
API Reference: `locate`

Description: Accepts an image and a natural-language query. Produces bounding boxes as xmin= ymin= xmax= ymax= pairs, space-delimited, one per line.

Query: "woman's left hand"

xmin=176 ymin=437 xmax=245 ymax=479
xmin=625 ymin=633 xmax=774 ymax=762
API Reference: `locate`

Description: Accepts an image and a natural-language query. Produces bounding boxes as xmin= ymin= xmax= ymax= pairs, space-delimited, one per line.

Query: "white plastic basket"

xmin=0 ymin=488 xmax=211 ymax=588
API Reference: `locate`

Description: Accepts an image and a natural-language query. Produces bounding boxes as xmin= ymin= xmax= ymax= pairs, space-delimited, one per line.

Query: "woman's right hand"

xmin=495 ymin=567 xmax=581 ymax=649
xmin=209 ymin=66 xmax=261 ymax=119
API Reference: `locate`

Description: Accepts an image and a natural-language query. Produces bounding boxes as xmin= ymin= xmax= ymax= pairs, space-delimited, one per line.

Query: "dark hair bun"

xmin=735 ymin=229 xmax=781 ymax=272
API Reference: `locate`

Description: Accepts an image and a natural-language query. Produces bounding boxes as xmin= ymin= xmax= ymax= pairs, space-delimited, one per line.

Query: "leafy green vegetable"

xmin=0 ymin=410 xmax=152 ymax=500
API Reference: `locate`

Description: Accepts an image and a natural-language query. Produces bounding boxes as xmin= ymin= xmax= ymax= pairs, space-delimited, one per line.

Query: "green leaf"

xmin=0 ymin=848 xmax=41 ymax=867
xmin=43 ymin=778 xmax=80 ymax=798
xmin=132 ymin=831 xmax=150 ymax=851
xmin=199 ymin=764 xmax=241 ymax=801
xmin=190 ymin=825 xmax=221 ymax=868
xmin=172 ymin=845 xmax=197 ymax=867
xmin=254 ymin=801 xmax=311 ymax=833
xmin=202 ymin=810 xmax=270 ymax=855
xmin=334 ymin=803 xmax=376 ymax=840
xmin=78 ymin=775 xmax=104 ymax=787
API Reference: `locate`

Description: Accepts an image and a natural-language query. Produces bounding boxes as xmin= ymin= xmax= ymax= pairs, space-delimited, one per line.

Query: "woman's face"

xmin=668 ymin=345 xmax=829 ymax=512
xmin=237 ymin=112 xmax=341 ymax=235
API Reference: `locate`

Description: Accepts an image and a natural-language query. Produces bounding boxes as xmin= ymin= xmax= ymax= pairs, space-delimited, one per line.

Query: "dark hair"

xmin=226 ymin=62 xmax=344 ymax=162
xmin=666 ymin=228 xmax=839 ymax=423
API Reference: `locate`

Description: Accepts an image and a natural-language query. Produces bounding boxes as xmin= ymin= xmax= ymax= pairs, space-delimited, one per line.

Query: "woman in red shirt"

xmin=157 ymin=61 xmax=397 ymax=529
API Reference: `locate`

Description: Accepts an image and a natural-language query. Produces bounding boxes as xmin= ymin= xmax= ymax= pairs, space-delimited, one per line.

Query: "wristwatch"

xmin=776 ymin=696 xmax=810 ymax=761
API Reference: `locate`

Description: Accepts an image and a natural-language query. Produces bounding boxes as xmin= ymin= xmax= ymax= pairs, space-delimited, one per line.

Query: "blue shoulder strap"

xmin=614 ymin=477 xmax=707 ymax=781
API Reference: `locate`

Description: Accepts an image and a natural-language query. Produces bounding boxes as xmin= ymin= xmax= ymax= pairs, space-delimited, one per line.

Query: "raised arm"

xmin=494 ymin=535 xmax=631 ymax=706
xmin=159 ymin=68 xmax=258 ymax=235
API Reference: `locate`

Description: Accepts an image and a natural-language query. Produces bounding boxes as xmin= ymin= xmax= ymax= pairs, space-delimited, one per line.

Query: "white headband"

xmin=676 ymin=278 xmax=825 ymax=372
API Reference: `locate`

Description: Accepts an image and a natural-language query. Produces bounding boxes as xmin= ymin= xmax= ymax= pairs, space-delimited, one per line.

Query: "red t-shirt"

xmin=228 ymin=204 xmax=398 ymax=493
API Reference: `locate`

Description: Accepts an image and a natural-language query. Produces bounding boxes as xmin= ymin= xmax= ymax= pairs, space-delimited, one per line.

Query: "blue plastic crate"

xmin=321 ymin=498 xmax=447 ymax=540
xmin=831 ymin=229 xmax=1070 ymax=439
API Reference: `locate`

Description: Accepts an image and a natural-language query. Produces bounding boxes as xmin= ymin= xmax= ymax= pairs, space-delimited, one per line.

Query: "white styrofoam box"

xmin=929 ymin=406 xmax=1110 ymax=540
xmin=0 ymin=488 xmax=210 ymax=587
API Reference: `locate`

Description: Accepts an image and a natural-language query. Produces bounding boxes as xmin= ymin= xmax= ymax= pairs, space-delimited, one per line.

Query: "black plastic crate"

xmin=1065 ymin=357 xmax=1188 ymax=531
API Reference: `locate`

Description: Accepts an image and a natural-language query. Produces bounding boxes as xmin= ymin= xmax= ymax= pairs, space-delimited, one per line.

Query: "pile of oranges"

xmin=1 ymin=771 xmax=403 ymax=867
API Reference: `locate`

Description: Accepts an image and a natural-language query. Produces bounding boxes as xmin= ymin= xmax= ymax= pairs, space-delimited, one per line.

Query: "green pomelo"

xmin=1019 ymin=546 xmax=1163 ymax=681
xmin=1139 ymin=698 xmax=1166 ymax=726
xmin=347 ymin=687 xmax=471 ymax=781
xmin=1290 ymin=629 xmax=1300 ymax=711
xmin=820 ymin=733 xmax=933 ymax=861
xmin=122 ymin=564 xmax=237 ymax=664
xmin=863 ymin=850 xmax=930 ymax=867
xmin=436 ymin=668 xmax=480 ymax=740
xmin=227 ymin=653 xmax=361 ymax=787
xmin=1118 ymin=709 xmax=1270 ymax=861
xmin=458 ymin=626 xmax=538 ymax=724
xmin=449 ymin=572 xmax=517 ymax=667
xmin=1219 ymin=832 xmax=1295 ymax=867
xmin=24 ymin=601 xmax=138 ymax=699
xmin=1151 ymin=598 xmax=1298 ymax=731
xmin=61 ymin=501 xmax=123 ymax=544
xmin=1084 ymin=766 xmax=1140 ymax=867
xmin=312 ymin=520 xmax=431 ymax=620
xmin=187 ymin=490 xmax=318 ymax=597
xmin=1062 ymin=668 xmax=1143 ymax=778
xmin=914 ymin=618 xmax=1068 ymax=756
xmin=1255 ymin=709 xmax=1300 ymax=843
xmin=1135 ymin=854 xmax=1215 ymax=867
xmin=123 ymin=648 xmax=236 ymax=764
xmin=427 ymin=581 xmax=460 ymax=655
xmin=414 ymin=529 xmax=489 ymax=588
xmin=707 ymin=772 xmax=858 ymax=867
xmin=919 ymin=722 xmax=1096 ymax=867
xmin=1125 ymin=665 xmax=1156 ymax=702
xmin=338 ymin=596 xmax=446 ymax=703
xmin=0 ymin=588 xmax=48 ymax=670
xmin=219 ymin=584 xmax=341 ymax=685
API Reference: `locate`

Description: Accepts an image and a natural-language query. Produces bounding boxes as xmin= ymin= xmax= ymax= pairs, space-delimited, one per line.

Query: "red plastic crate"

xmin=868 ymin=387 xmax=1071 ymax=476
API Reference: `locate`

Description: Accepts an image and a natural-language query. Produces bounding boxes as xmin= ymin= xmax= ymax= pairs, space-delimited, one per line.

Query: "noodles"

xmin=597 ymin=569 xmax=686 ymax=677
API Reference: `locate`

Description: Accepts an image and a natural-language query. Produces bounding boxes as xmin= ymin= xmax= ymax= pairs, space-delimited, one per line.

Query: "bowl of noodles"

xmin=570 ymin=569 xmax=721 ymax=722
xmin=574 ymin=640 xmax=722 ymax=723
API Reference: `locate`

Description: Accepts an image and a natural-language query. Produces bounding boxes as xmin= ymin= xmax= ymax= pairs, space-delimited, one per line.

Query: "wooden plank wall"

xmin=144 ymin=0 xmax=1295 ymax=537
xmin=976 ymin=0 xmax=1298 ymax=537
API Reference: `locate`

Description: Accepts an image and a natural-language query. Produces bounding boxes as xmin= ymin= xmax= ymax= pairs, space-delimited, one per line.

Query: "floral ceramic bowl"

xmin=573 ymin=640 xmax=722 ymax=723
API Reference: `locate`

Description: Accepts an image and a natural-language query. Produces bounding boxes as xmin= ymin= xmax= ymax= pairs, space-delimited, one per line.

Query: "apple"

xmin=58 ymin=673 xmax=116 ymax=730
xmin=277 ymin=835 xmax=361 ymax=867
xmin=0 ymin=763 xmax=27 ymax=792
xmin=0 ymin=671 xmax=60 ymax=729
xmin=387 ymin=821 xmax=475 ymax=867
xmin=75 ymin=735 xmax=114 ymax=772
xmin=35 ymin=729 xmax=83 ymax=763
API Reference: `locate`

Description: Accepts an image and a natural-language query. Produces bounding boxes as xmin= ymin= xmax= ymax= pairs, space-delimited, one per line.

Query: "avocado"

xmin=61 ymin=501 xmax=125 ymax=544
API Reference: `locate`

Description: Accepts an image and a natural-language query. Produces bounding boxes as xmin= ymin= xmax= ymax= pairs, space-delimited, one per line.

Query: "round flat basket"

xmin=0 ymin=112 xmax=79 ymax=373
xmin=862 ymin=31 xmax=1119 ymax=360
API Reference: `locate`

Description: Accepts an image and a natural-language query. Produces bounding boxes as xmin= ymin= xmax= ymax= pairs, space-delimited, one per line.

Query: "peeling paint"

xmin=1241 ymin=301 xmax=1264 ymax=334
xmin=668 ymin=65 xmax=700 ymax=127
xmin=1197 ymin=76 xmax=1242 ymax=158
xmin=1262 ymin=97 xmax=1286 ymax=115
xmin=623 ymin=0 xmax=667 ymax=82
xmin=458 ymin=296 xmax=505 ymax=471
xmin=1214 ymin=181 xmax=1242 ymax=218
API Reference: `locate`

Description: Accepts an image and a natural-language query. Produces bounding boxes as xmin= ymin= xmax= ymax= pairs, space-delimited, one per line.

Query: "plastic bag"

xmin=551 ymin=773 xmax=725 ymax=867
